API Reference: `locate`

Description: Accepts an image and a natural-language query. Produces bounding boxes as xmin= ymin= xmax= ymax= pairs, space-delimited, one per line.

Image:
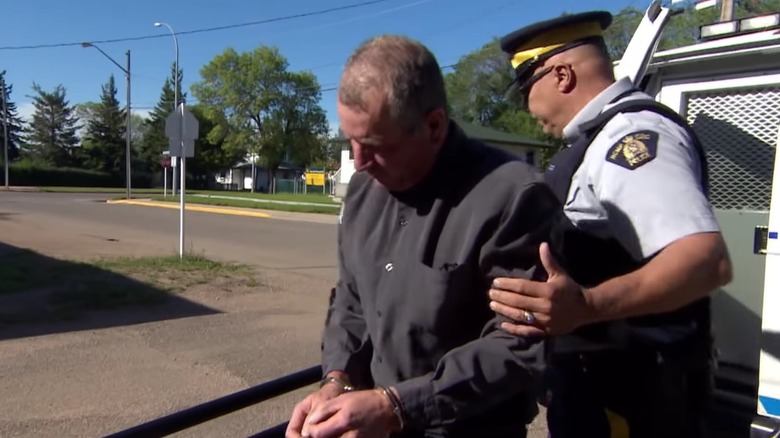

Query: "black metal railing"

xmin=104 ymin=365 xmax=321 ymax=438
xmin=104 ymin=358 xmax=756 ymax=437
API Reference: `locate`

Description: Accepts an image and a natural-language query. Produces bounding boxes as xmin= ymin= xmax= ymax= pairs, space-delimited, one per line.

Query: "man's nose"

xmin=352 ymin=144 xmax=373 ymax=171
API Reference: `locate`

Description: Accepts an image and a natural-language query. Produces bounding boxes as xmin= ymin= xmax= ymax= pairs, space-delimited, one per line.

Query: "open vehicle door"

xmin=612 ymin=0 xmax=674 ymax=87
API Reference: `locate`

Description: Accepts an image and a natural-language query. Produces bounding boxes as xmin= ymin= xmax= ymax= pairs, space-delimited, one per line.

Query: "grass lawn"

xmin=150 ymin=195 xmax=340 ymax=215
xmin=195 ymin=190 xmax=338 ymax=205
xmin=0 ymin=248 xmax=256 ymax=324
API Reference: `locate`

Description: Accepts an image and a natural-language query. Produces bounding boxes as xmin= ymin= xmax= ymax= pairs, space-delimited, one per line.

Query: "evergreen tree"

xmin=0 ymin=70 xmax=24 ymax=162
xmin=138 ymin=63 xmax=185 ymax=172
xmin=82 ymin=74 xmax=126 ymax=173
xmin=24 ymin=83 xmax=81 ymax=167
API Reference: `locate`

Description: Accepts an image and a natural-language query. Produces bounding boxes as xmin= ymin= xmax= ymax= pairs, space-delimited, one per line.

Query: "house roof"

xmin=332 ymin=118 xmax=552 ymax=149
xmin=454 ymin=119 xmax=552 ymax=149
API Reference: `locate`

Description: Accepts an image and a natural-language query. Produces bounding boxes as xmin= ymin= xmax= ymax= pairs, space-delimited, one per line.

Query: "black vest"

xmin=544 ymin=94 xmax=711 ymax=354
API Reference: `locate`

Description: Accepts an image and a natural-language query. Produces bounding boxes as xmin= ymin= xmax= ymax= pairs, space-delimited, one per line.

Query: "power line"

xmin=0 ymin=0 xmax=395 ymax=51
xmin=298 ymin=0 xmax=513 ymax=73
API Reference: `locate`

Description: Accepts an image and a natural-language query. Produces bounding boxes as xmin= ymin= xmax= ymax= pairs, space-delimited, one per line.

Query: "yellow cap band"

xmin=509 ymin=21 xmax=604 ymax=69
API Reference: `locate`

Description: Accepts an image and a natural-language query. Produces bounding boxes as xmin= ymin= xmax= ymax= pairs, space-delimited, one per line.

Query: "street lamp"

xmin=154 ymin=22 xmax=179 ymax=196
xmin=154 ymin=22 xmax=179 ymax=109
xmin=81 ymin=42 xmax=132 ymax=200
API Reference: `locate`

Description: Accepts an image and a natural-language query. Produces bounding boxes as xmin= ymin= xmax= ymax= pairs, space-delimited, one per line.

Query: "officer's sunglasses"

xmin=510 ymin=65 xmax=554 ymax=112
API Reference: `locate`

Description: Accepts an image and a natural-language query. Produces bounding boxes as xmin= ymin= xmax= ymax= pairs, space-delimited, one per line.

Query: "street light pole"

xmin=81 ymin=42 xmax=132 ymax=199
xmin=155 ymin=22 xmax=179 ymax=196
xmin=1 ymin=75 xmax=9 ymax=189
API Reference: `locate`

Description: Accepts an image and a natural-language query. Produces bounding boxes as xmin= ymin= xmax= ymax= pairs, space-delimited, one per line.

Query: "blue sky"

xmin=0 ymin=0 xmax=645 ymax=134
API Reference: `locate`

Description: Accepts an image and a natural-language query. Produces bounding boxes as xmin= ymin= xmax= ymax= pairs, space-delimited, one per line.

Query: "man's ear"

xmin=425 ymin=107 xmax=448 ymax=144
xmin=554 ymin=64 xmax=576 ymax=93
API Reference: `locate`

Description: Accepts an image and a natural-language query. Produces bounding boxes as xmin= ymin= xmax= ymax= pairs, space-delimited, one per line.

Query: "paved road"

xmin=0 ymin=192 xmax=342 ymax=437
xmin=0 ymin=191 xmax=548 ymax=437
xmin=1 ymin=191 xmax=340 ymax=282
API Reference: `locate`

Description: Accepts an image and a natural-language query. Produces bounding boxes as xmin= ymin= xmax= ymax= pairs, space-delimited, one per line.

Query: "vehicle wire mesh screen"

xmin=685 ymin=86 xmax=780 ymax=211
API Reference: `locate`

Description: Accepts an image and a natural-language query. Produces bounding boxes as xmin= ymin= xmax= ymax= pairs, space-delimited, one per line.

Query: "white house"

xmin=214 ymin=154 xmax=305 ymax=192
xmin=333 ymin=119 xmax=553 ymax=197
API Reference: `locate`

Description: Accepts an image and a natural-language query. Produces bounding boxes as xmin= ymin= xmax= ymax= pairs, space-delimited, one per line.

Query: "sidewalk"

xmin=106 ymin=199 xmax=339 ymax=225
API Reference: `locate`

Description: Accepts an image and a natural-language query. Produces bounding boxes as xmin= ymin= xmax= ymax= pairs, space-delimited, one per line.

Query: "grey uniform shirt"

xmin=561 ymin=77 xmax=721 ymax=261
xmin=322 ymin=122 xmax=561 ymax=436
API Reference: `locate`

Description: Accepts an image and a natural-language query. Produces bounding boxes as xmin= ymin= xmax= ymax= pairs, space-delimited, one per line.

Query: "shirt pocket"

xmin=406 ymin=262 xmax=486 ymax=343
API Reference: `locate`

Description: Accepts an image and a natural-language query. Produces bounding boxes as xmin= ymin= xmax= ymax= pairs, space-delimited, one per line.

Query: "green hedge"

xmin=8 ymin=163 xmax=153 ymax=188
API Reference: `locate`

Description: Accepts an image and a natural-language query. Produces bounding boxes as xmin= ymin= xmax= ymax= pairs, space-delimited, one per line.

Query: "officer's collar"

xmin=562 ymin=77 xmax=635 ymax=144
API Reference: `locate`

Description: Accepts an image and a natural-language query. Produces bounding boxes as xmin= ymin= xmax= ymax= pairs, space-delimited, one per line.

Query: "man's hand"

xmin=299 ymin=388 xmax=400 ymax=438
xmin=489 ymin=242 xmax=594 ymax=336
xmin=286 ymin=382 xmax=345 ymax=438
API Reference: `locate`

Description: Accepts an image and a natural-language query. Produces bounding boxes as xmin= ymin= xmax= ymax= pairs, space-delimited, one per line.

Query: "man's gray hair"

xmin=338 ymin=34 xmax=448 ymax=131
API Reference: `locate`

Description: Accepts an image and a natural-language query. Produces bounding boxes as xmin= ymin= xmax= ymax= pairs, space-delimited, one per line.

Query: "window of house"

xmin=525 ymin=151 xmax=535 ymax=165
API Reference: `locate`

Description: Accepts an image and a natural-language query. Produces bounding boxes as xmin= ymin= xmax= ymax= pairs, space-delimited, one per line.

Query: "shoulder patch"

xmin=605 ymin=130 xmax=658 ymax=170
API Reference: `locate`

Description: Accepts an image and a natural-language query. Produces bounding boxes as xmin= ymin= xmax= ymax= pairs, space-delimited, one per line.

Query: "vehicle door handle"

xmin=754 ymin=226 xmax=769 ymax=255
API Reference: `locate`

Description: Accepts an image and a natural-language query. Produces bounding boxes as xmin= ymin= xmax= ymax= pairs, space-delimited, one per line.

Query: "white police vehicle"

xmin=617 ymin=2 xmax=780 ymax=435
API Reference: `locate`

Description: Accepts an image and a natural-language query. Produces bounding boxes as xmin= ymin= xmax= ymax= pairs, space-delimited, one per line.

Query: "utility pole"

xmin=126 ymin=50 xmax=132 ymax=199
xmin=721 ymin=0 xmax=735 ymax=22
xmin=1 ymin=75 xmax=8 ymax=189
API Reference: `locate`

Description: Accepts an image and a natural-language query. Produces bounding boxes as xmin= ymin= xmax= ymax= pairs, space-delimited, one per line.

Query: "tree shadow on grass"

xmin=0 ymin=242 xmax=221 ymax=341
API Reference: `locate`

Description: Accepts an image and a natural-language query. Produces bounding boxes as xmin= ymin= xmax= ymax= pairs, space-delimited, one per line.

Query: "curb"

xmin=106 ymin=199 xmax=272 ymax=219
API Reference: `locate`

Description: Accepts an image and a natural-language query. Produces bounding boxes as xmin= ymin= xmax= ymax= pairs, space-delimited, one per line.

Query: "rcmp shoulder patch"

xmin=605 ymin=130 xmax=658 ymax=170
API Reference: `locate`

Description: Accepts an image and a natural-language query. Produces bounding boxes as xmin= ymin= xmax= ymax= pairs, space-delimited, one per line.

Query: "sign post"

xmin=165 ymin=103 xmax=198 ymax=258
xmin=161 ymin=152 xmax=171 ymax=197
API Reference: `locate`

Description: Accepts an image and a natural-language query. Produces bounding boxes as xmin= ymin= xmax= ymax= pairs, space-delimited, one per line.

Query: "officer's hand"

xmin=488 ymin=242 xmax=594 ymax=336
xmin=286 ymin=382 xmax=344 ymax=438
xmin=301 ymin=388 xmax=400 ymax=438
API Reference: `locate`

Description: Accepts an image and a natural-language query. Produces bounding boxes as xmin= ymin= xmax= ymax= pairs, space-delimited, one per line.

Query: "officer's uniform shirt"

xmin=560 ymin=77 xmax=721 ymax=262
xmin=323 ymin=121 xmax=560 ymax=437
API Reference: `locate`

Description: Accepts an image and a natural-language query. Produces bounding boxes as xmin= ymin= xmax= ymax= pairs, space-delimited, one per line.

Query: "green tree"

xmin=23 ymin=83 xmax=81 ymax=166
xmin=77 ymin=103 xmax=148 ymax=160
xmin=74 ymin=101 xmax=100 ymax=123
xmin=444 ymin=40 xmax=514 ymax=126
xmin=81 ymin=74 xmax=126 ymax=173
xmin=186 ymin=104 xmax=245 ymax=187
xmin=443 ymin=39 xmax=561 ymax=165
xmin=316 ymin=133 xmax=343 ymax=172
xmin=602 ymin=6 xmax=645 ymax=60
xmin=129 ymin=113 xmax=149 ymax=150
xmin=192 ymin=46 xmax=329 ymax=192
xmin=137 ymin=63 xmax=185 ymax=173
xmin=0 ymin=70 xmax=24 ymax=161
xmin=601 ymin=1 xmax=780 ymax=60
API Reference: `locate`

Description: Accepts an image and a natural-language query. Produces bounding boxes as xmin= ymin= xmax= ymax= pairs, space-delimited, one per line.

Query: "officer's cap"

xmin=499 ymin=11 xmax=612 ymax=104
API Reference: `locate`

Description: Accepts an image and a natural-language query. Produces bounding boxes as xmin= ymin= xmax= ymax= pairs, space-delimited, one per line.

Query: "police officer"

xmin=486 ymin=10 xmax=733 ymax=438
xmin=285 ymin=34 xmax=560 ymax=438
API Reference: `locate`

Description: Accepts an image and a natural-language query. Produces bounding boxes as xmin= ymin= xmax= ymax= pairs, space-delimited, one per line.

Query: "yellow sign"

xmin=306 ymin=172 xmax=325 ymax=186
